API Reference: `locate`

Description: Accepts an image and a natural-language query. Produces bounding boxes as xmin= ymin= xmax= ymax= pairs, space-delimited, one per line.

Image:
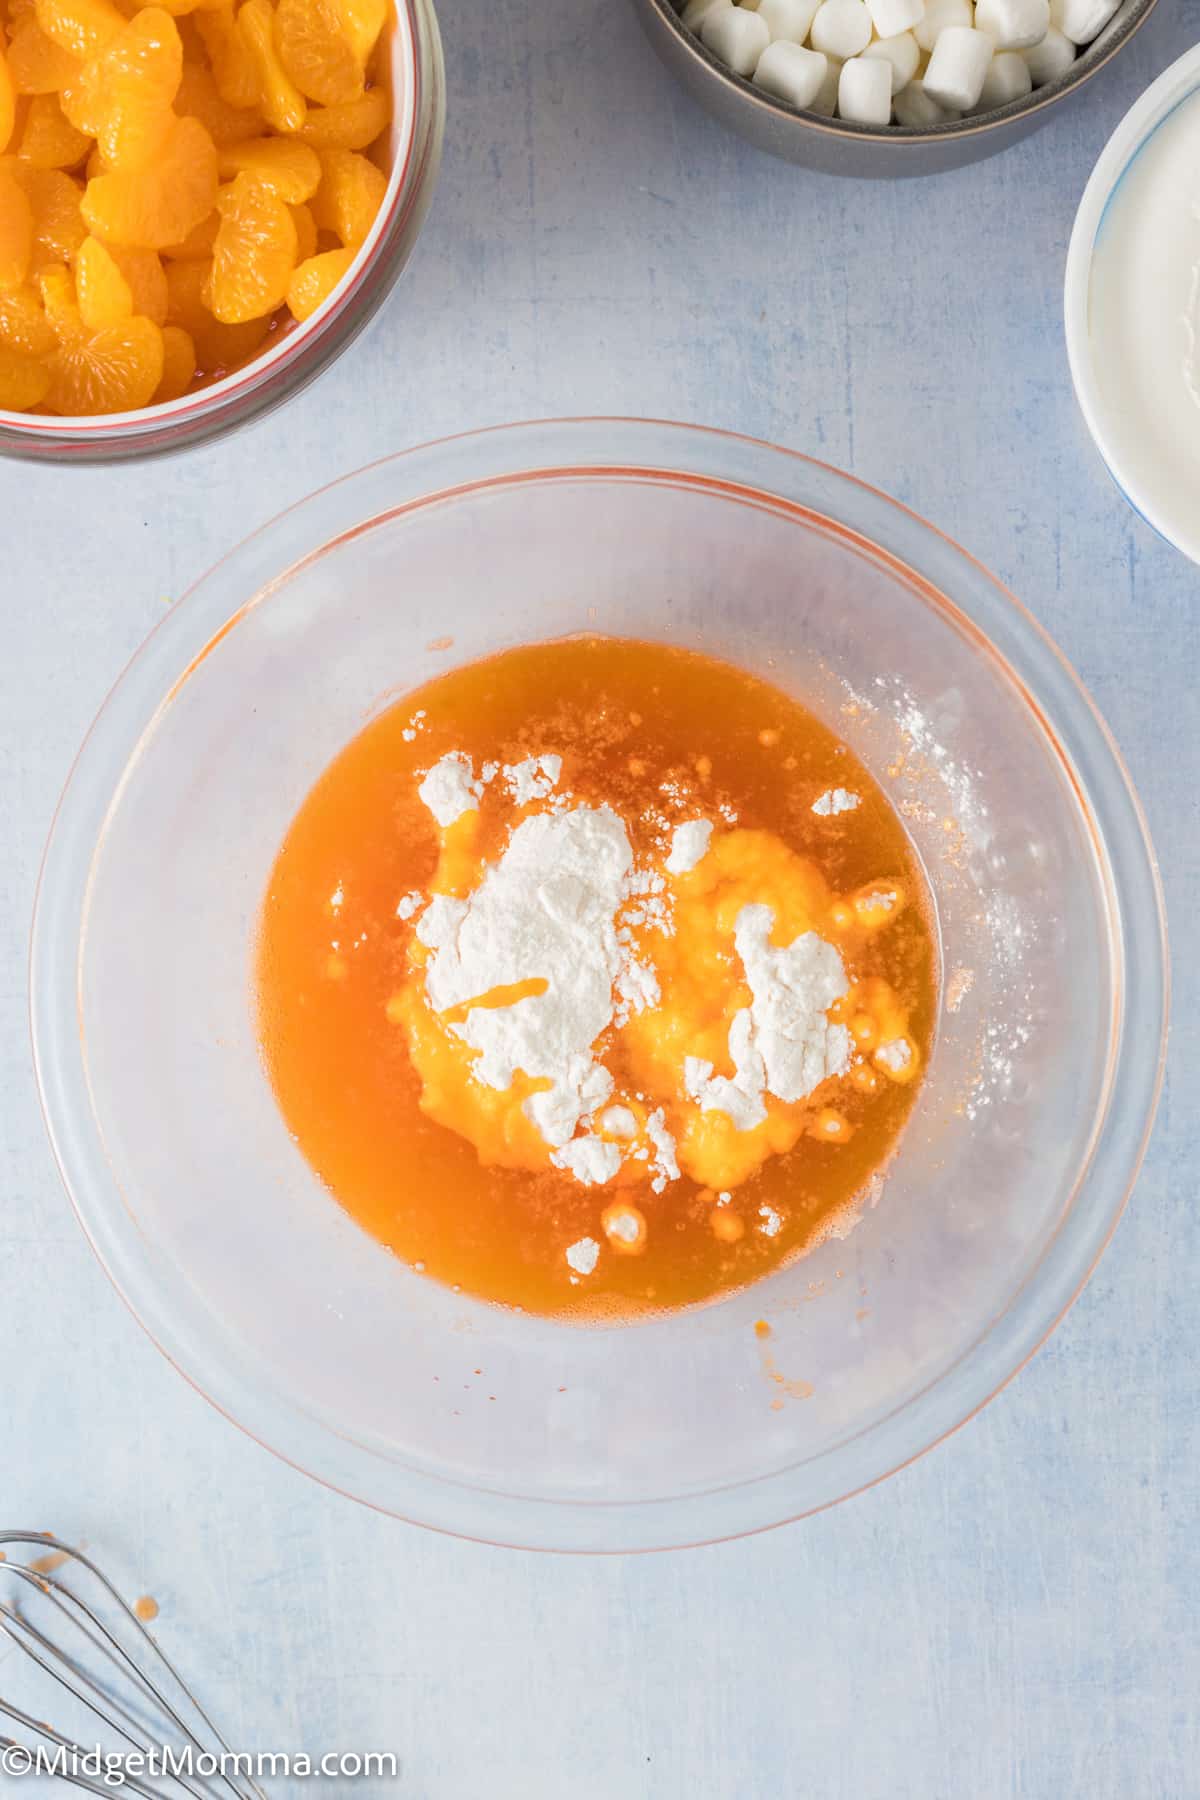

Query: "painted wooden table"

xmin=3 ymin=2 xmax=1196 ymax=1792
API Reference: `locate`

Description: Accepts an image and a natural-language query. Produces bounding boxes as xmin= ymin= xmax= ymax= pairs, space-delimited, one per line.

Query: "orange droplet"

xmin=711 ymin=1206 xmax=744 ymax=1243
xmin=811 ymin=1108 xmax=852 ymax=1144
xmin=601 ymin=1199 xmax=647 ymax=1255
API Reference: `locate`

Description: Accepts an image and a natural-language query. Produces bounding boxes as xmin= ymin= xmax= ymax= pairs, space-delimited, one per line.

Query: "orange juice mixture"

xmin=256 ymin=637 xmax=938 ymax=1319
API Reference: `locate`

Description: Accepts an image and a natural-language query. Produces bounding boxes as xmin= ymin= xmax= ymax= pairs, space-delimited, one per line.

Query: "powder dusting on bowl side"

xmin=838 ymin=671 xmax=1037 ymax=1128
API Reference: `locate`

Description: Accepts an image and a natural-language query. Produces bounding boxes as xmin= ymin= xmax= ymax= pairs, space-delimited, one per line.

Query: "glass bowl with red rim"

xmin=0 ymin=0 xmax=444 ymax=465
xmin=32 ymin=419 xmax=1168 ymax=1549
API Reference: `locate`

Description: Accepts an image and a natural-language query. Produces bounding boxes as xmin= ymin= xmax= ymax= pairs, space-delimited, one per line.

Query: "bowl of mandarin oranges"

xmin=0 ymin=0 xmax=442 ymax=458
xmin=32 ymin=421 xmax=1166 ymax=1548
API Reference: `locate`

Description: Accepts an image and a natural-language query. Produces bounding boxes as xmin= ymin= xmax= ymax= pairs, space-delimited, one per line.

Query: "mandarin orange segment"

xmin=45 ymin=309 xmax=163 ymax=410
xmin=0 ymin=45 xmax=17 ymax=152
xmin=0 ymin=338 xmax=50 ymax=405
xmin=80 ymin=7 xmax=181 ymax=170
xmin=309 ymin=144 xmax=382 ymax=247
xmin=108 ymin=240 xmax=165 ymax=318
xmin=208 ymin=167 xmax=296 ymax=321
xmin=34 ymin=0 xmax=123 ymax=61
xmin=14 ymin=162 xmax=85 ymax=264
xmin=58 ymin=75 xmax=97 ymax=136
xmin=275 ymin=0 xmax=361 ymax=108
xmin=163 ymin=247 xmax=207 ymax=323
xmin=291 ymin=85 xmax=387 ymax=149
xmin=74 ymin=232 xmax=165 ymax=327
xmin=175 ymin=59 xmax=262 ymax=144
xmin=289 ymin=196 xmax=315 ymax=259
xmin=336 ymin=0 xmax=386 ymax=68
xmin=82 ymin=112 xmax=216 ymax=246
xmin=237 ymin=0 xmax=304 ymax=132
xmin=153 ymin=317 xmax=193 ymax=397
xmin=193 ymin=4 xmax=258 ymax=108
xmin=165 ymin=248 xmax=266 ymax=369
xmin=160 ymin=205 xmax=216 ymax=258
xmin=16 ymin=90 xmax=90 ymax=164
xmin=128 ymin=0 xmax=230 ymax=17
xmin=217 ymin=134 xmax=319 ymax=200
xmin=0 ymin=161 xmax=33 ymax=287
xmin=36 ymin=256 xmax=83 ymax=335
xmin=284 ymin=241 xmax=350 ymax=320
xmin=73 ymin=227 xmax=131 ymax=322
xmin=0 ymin=279 xmax=57 ymax=351
xmin=6 ymin=17 xmax=81 ymax=93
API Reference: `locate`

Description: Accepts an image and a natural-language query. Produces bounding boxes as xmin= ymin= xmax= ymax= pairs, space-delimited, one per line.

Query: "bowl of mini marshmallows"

xmin=633 ymin=0 xmax=1157 ymax=172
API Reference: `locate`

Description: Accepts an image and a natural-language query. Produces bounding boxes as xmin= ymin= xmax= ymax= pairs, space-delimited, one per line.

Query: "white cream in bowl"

xmin=1067 ymin=52 xmax=1200 ymax=566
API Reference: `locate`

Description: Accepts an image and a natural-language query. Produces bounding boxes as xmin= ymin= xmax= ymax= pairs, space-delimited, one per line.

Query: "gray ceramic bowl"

xmin=632 ymin=0 xmax=1158 ymax=174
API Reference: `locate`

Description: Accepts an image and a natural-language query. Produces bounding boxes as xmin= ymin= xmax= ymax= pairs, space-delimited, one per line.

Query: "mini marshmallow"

xmin=753 ymin=39 xmax=830 ymax=106
xmin=913 ymin=0 xmax=972 ymax=50
xmin=862 ymin=29 xmax=920 ymax=91
xmin=865 ymin=0 xmax=924 ymax=36
xmin=923 ymin=25 xmax=993 ymax=109
xmin=758 ymin=0 xmax=822 ymax=39
xmin=701 ymin=1 xmax=770 ymax=72
xmin=809 ymin=54 xmax=843 ymax=112
xmin=681 ymin=0 xmax=728 ymax=29
xmin=1049 ymin=0 xmax=1118 ymax=42
xmin=810 ymin=0 xmax=872 ymax=59
xmin=1022 ymin=22 xmax=1074 ymax=80
xmin=975 ymin=0 xmax=1048 ymax=45
xmin=892 ymin=74 xmax=961 ymax=121
xmin=975 ymin=45 xmax=1032 ymax=103
xmin=837 ymin=53 xmax=893 ymax=122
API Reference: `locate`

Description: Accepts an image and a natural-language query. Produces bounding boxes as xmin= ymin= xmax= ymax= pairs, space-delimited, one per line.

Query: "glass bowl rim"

xmin=29 ymin=416 xmax=1170 ymax=1551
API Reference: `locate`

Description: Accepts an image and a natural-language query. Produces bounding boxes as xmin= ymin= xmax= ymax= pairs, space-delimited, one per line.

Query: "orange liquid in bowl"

xmin=256 ymin=636 xmax=938 ymax=1319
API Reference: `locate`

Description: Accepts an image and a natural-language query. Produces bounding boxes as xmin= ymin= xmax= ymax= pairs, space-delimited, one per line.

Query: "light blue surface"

xmin=2 ymin=4 xmax=1197 ymax=1794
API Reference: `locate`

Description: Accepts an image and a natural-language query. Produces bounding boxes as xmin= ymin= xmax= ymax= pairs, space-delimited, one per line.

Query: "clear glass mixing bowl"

xmin=32 ymin=419 xmax=1168 ymax=1550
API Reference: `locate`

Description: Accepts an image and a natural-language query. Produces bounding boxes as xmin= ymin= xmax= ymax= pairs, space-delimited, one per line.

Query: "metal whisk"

xmin=0 ymin=1533 xmax=265 ymax=1798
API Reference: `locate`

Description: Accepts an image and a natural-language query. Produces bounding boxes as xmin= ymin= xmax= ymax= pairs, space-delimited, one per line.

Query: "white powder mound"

xmin=685 ymin=1017 xmax=770 ymax=1131
xmin=415 ymin=893 xmax=468 ymax=949
xmin=685 ymin=904 xmax=851 ymax=1130
xmin=665 ymin=818 xmax=713 ymax=875
xmin=526 ymin=1058 xmax=612 ymax=1149
xmin=506 ymin=754 xmax=563 ymax=806
xmin=418 ymin=752 xmax=483 ymax=827
xmin=601 ymin=1105 xmax=638 ymax=1139
xmin=418 ymin=805 xmax=635 ymax=1150
xmin=565 ymin=1236 xmax=600 ymax=1275
xmin=396 ymin=891 xmax=423 ymax=920
xmin=876 ymin=1038 xmax=912 ymax=1072
xmin=552 ymin=1136 xmax=623 ymax=1187
xmin=614 ymin=955 xmax=660 ymax=1023
xmin=812 ymin=788 xmax=860 ymax=816
xmin=646 ymin=1108 xmax=680 ymax=1194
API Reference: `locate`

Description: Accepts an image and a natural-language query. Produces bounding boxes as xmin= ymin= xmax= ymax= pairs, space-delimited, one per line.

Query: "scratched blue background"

xmin=3 ymin=2 xmax=1198 ymax=1794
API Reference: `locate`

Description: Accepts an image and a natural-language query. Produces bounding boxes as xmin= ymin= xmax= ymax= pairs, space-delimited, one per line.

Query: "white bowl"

xmin=1065 ymin=43 xmax=1200 ymax=567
